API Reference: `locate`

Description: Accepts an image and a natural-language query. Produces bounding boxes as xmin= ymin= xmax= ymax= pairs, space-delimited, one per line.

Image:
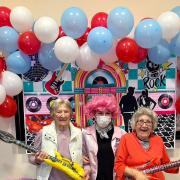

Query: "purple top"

xmin=29 ymin=127 xmax=72 ymax=180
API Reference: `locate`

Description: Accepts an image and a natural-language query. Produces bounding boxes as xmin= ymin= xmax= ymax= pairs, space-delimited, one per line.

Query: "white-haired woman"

xmin=114 ymin=107 xmax=179 ymax=180
xmin=29 ymin=98 xmax=82 ymax=180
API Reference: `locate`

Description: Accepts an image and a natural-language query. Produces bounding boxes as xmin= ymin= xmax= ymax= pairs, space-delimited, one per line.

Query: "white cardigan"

xmin=36 ymin=121 xmax=82 ymax=180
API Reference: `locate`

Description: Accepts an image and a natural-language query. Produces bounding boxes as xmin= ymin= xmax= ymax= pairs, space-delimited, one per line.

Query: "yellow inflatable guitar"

xmin=44 ymin=150 xmax=85 ymax=180
xmin=0 ymin=130 xmax=85 ymax=180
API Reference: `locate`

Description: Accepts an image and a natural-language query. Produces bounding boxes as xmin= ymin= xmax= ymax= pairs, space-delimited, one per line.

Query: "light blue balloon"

xmin=170 ymin=33 xmax=180 ymax=56
xmin=38 ymin=43 xmax=63 ymax=71
xmin=6 ymin=51 xmax=31 ymax=74
xmin=87 ymin=27 xmax=113 ymax=54
xmin=171 ymin=6 xmax=180 ymax=17
xmin=0 ymin=26 xmax=18 ymax=54
xmin=135 ymin=19 xmax=162 ymax=48
xmin=148 ymin=39 xmax=171 ymax=64
xmin=107 ymin=7 xmax=134 ymax=38
xmin=61 ymin=7 xmax=88 ymax=39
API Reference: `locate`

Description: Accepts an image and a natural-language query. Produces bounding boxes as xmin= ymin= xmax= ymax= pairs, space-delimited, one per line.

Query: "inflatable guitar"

xmin=45 ymin=63 xmax=69 ymax=95
xmin=125 ymin=160 xmax=180 ymax=180
xmin=0 ymin=130 xmax=85 ymax=180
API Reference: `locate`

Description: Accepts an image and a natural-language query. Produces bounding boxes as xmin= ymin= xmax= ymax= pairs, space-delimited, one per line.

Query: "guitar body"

xmin=45 ymin=72 xmax=64 ymax=95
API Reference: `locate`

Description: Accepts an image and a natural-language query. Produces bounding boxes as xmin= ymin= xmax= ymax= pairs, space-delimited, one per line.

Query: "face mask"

xmin=96 ymin=115 xmax=111 ymax=128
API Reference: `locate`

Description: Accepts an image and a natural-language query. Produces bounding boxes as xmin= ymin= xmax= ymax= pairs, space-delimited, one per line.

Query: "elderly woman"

xmin=29 ymin=98 xmax=82 ymax=180
xmin=114 ymin=107 xmax=179 ymax=180
xmin=82 ymin=95 xmax=126 ymax=180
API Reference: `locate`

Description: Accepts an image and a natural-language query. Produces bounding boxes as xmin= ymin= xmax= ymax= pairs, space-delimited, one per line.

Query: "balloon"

xmin=54 ymin=36 xmax=79 ymax=63
xmin=0 ymin=6 xmax=12 ymax=27
xmin=34 ymin=16 xmax=59 ymax=43
xmin=18 ymin=31 xmax=41 ymax=55
xmin=100 ymin=40 xmax=118 ymax=64
xmin=175 ymin=97 xmax=180 ymax=114
xmin=171 ymin=6 xmax=180 ymax=17
xmin=58 ymin=26 xmax=66 ymax=38
xmin=87 ymin=27 xmax=113 ymax=54
xmin=148 ymin=39 xmax=171 ymax=64
xmin=116 ymin=37 xmax=138 ymax=63
xmin=76 ymin=43 xmax=100 ymax=71
xmin=61 ymin=7 xmax=88 ymax=39
xmin=1 ymin=71 xmax=23 ymax=96
xmin=157 ymin=11 xmax=179 ymax=40
xmin=0 ymin=26 xmax=18 ymax=54
xmin=0 ymin=56 xmax=7 ymax=73
xmin=39 ymin=43 xmax=63 ymax=71
xmin=107 ymin=7 xmax=134 ymax=38
xmin=91 ymin=12 xmax=108 ymax=28
xmin=0 ymin=84 xmax=6 ymax=105
xmin=10 ymin=6 xmax=34 ymax=32
xmin=131 ymin=46 xmax=148 ymax=64
xmin=0 ymin=95 xmax=17 ymax=117
xmin=135 ymin=19 xmax=162 ymax=48
xmin=6 ymin=51 xmax=31 ymax=74
xmin=170 ymin=33 xmax=180 ymax=56
xmin=76 ymin=27 xmax=91 ymax=46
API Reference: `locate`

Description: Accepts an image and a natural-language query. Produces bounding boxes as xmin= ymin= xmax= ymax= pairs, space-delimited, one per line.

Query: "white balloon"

xmin=157 ymin=11 xmax=180 ymax=40
xmin=1 ymin=71 xmax=23 ymax=96
xmin=76 ymin=43 xmax=100 ymax=71
xmin=100 ymin=40 xmax=118 ymax=64
xmin=34 ymin=16 xmax=59 ymax=43
xmin=0 ymin=85 xmax=6 ymax=105
xmin=10 ymin=6 xmax=34 ymax=32
xmin=54 ymin=36 xmax=79 ymax=63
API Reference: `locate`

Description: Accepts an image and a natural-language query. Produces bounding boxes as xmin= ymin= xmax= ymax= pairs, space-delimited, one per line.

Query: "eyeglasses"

xmin=136 ymin=119 xmax=152 ymax=126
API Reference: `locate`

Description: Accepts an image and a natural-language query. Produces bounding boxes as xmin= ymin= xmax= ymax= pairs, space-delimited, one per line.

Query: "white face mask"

xmin=96 ymin=115 xmax=111 ymax=128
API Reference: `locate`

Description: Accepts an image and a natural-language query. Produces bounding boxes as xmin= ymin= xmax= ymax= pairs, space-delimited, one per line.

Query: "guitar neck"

xmin=14 ymin=140 xmax=59 ymax=162
xmin=56 ymin=63 xmax=69 ymax=80
xmin=143 ymin=160 xmax=180 ymax=174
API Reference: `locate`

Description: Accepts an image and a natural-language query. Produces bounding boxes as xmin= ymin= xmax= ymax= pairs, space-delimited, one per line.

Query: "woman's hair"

xmin=85 ymin=95 xmax=119 ymax=119
xmin=131 ymin=107 xmax=158 ymax=130
xmin=50 ymin=98 xmax=72 ymax=116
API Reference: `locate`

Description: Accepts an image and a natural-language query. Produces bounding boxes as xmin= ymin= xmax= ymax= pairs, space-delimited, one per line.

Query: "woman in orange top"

xmin=114 ymin=107 xmax=179 ymax=180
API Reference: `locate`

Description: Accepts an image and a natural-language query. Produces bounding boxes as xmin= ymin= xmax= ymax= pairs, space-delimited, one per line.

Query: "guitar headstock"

xmin=0 ymin=130 xmax=16 ymax=143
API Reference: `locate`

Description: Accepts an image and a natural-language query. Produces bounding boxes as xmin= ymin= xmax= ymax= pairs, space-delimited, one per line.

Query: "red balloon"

xmin=175 ymin=97 xmax=180 ymax=114
xmin=131 ymin=46 xmax=148 ymax=63
xmin=91 ymin=12 xmax=108 ymax=28
xmin=116 ymin=38 xmax=139 ymax=63
xmin=18 ymin=31 xmax=41 ymax=55
xmin=0 ymin=6 xmax=12 ymax=27
xmin=0 ymin=56 xmax=7 ymax=73
xmin=76 ymin=27 xmax=91 ymax=46
xmin=0 ymin=96 xmax=17 ymax=117
xmin=58 ymin=26 xmax=66 ymax=38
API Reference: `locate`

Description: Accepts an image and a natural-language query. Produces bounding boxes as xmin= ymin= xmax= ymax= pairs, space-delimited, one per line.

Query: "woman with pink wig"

xmin=82 ymin=95 xmax=126 ymax=180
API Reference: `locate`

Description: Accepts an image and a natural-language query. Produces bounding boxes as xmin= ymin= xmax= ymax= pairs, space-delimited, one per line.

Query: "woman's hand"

xmin=83 ymin=156 xmax=90 ymax=165
xmin=84 ymin=169 xmax=90 ymax=180
xmin=134 ymin=171 xmax=149 ymax=180
xmin=125 ymin=167 xmax=149 ymax=180
xmin=35 ymin=151 xmax=49 ymax=164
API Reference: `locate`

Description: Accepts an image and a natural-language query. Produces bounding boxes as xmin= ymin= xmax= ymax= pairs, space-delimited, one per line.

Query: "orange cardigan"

xmin=114 ymin=132 xmax=179 ymax=180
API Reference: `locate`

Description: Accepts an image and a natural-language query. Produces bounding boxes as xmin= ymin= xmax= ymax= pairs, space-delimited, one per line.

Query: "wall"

xmin=0 ymin=0 xmax=180 ymax=179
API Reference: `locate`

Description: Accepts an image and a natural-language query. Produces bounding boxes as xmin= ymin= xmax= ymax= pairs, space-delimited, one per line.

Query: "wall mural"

xmin=23 ymin=54 xmax=176 ymax=149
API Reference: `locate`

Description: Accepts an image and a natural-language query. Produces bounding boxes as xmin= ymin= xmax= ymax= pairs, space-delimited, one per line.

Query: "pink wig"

xmin=85 ymin=95 xmax=119 ymax=119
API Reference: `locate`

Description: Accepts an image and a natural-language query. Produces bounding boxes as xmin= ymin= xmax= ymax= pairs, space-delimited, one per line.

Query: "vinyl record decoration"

xmin=26 ymin=97 xmax=42 ymax=113
xmin=158 ymin=94 xmax=173 ymax=109
xmin=46 ymin=96 xmax=58 ymax=110
xmin=68 ymin=96 xmax=75 ymax=112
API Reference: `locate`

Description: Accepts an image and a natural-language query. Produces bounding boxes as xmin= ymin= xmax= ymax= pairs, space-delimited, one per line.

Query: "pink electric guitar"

xmin=45 ymin=63 xmax=69 ymax=95
xmin=125 ymin=160 xmax=180 ymax=179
